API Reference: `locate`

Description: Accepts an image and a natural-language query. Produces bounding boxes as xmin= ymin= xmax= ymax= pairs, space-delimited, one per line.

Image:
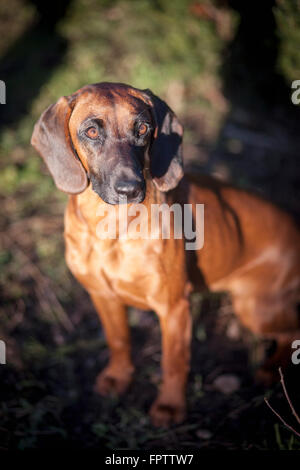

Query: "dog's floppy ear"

xmin=143 ymin=89 xmax=184 ymax=192
xmin=31 ymin=95 xmax=88 ymax=194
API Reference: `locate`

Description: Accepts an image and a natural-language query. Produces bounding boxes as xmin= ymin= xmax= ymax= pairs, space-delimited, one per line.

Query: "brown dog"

xmin=31 ymin=82 xmax=300 ymax=427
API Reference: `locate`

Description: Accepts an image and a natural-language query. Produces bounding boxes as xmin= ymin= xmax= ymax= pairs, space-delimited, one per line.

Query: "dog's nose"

xmin=115 ymin=179 xmax=143 ymax=199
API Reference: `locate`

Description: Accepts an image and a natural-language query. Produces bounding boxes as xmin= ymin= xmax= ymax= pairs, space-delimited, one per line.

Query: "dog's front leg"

xmin=90 ymin=294 xmax=134 ymax=396
xmin=150 ymin=297 xmax=192 ymax=427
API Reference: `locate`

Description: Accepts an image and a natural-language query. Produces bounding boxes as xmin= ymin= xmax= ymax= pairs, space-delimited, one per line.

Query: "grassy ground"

xmin=0 ymin=0 xmax=300 ymax=450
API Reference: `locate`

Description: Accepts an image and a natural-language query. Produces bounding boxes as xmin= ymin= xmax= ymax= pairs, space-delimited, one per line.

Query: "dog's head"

xmin=31 ymin=82 xmax=184 ymax=204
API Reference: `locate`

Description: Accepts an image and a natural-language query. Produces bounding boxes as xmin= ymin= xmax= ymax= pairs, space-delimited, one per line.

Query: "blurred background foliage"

xmin=275 ymin=0 xmax=300 ymax=83
xmin=0 ymin=0 xmax=300 ymax=450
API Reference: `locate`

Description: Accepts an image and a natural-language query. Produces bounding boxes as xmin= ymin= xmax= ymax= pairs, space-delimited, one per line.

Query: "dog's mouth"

xmin=102 ymin=192 xmax=146 ymax=205
xmin=90 ymin=174 xmax=146 ymax=205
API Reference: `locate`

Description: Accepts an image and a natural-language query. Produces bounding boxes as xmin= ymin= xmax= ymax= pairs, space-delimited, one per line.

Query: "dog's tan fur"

xmin=31 ymin=83 xmax=300 ymax=426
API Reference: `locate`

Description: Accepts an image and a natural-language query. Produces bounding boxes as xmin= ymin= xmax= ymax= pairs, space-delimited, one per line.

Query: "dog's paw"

xmin=94 ymin=366 xmax=134 ymax=397
xmin=149 ymin=400 xmax=185 ymax=427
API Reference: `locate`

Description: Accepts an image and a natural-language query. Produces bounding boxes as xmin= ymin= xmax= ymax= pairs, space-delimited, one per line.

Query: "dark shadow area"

xmin=187 ymin=0 xmax=300 ymax=219
xmin=0 ymin=0 xmax=72 ymax=131
xmin=223 ymin=0 xmax=286 ymax=108
xmin=219 ymin=0 xmax=300 ymax=218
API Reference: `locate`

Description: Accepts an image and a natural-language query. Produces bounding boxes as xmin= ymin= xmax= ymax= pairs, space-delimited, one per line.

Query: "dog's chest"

xmin=65 ymin=227 xmax=166 ymax=306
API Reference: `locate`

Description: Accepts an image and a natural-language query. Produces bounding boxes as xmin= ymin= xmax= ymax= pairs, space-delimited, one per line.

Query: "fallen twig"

xmin=279 ymin=367 xmax=300 ymax=426
xmin=264 ymin=368 xmax=300 ymax=439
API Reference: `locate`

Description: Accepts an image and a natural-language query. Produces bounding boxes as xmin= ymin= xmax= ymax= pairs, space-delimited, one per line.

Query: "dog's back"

xmin=185 ymin=172 xmax=300 ymax=380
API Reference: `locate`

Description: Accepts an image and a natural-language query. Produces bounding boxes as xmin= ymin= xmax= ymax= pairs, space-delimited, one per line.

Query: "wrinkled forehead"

xmin=70 ymin=84 xmax=151 ymax=130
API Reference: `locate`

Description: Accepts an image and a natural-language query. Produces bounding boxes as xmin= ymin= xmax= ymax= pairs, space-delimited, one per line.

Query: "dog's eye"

xmin=137 ymin=123 xmax=149 ymax=137
xmin=85 ymin=126 xmax=99 ymax=139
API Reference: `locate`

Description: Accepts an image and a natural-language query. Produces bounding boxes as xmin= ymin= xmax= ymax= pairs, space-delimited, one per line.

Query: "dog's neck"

xmin=69 ymin=170 xmax=167 ymax=236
